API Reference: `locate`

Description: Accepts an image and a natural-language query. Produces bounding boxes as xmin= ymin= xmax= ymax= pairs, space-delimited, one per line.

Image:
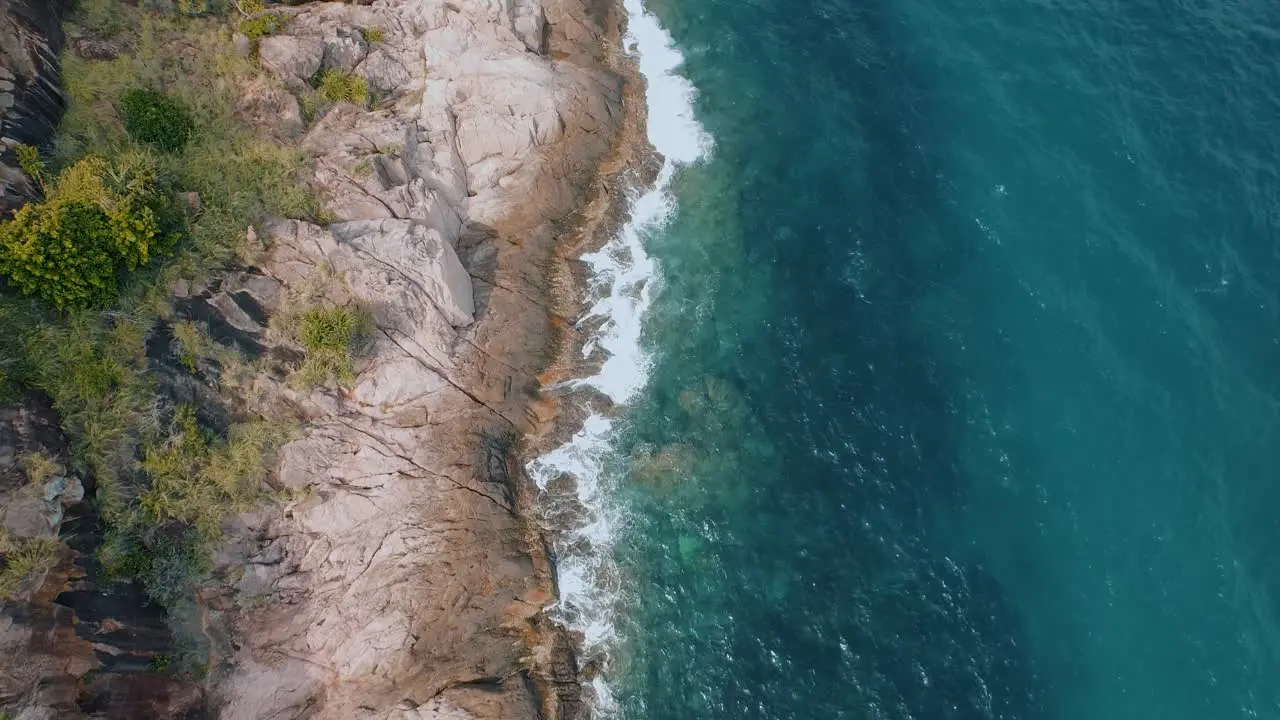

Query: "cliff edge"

xmin=207 ymin=1 xmax=621 ymax=716
xmin=0 ymin=0 xmax=70 ymax=215
xmin=0 ymin=0 xmax=628 ymax=717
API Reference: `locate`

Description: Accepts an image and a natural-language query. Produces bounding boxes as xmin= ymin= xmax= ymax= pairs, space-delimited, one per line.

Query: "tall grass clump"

xmin=0 ymin=534 xmax=60 ymax=601
xmin=316 ymin=69 xmax=369 ymax=107
xmin=239 ymin=13 xmax=286 ymax=40
xmin=292 ymin=305 xmax=371 ymax=387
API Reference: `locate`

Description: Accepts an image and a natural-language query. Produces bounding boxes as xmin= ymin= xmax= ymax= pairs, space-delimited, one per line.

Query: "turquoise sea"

xmin=533 ymin=0 xmax=1280 ymax=717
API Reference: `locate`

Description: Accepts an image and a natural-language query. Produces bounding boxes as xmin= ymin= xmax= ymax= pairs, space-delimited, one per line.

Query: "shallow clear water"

xmin=536 ymin=0 xmax=1280 ymax=717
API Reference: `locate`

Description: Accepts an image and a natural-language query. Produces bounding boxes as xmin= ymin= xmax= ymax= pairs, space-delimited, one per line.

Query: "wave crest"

xmin=526 ymin=1 xmax=710 ymax=715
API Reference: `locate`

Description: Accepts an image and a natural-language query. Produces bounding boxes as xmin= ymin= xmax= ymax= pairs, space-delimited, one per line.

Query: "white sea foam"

xmin=571 ymin=0 xmax=711 ymax=404
xmin=526 ymin=1 xmax=710 ymax=715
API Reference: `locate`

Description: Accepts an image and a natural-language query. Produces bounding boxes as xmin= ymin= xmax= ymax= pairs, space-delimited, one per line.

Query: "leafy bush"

xmin=316 ymin=70 xmax=369 ymax=107
xmin=121 ymin=89 xmax=196 ymax=153
xmin=239 ymin=13 xmax=286 ymax=40
xmin=294 ymin=305 xmax=368 ymax=386
xmin=14 ymin=144 xmax=43 ymax=184
xmin=359 ymin=26 xmax=384 ymax=44
xmin=175 ymin=0 xmax=215 ymax=16
xmin=0 ymin=156 xmax=177 ymax=311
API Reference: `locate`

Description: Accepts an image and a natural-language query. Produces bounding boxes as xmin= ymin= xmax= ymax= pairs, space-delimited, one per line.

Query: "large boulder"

xmin=258 ymin=34 xmax=325 ymax=88
xmin=202 ymin=3 xmax=626 ymax=718
xmin=234 ymin=76 xmax=307 ymax=140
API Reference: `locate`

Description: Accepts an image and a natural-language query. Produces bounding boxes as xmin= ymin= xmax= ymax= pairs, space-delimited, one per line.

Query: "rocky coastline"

xmin=0 ymin=0 xmax=650 ymax=717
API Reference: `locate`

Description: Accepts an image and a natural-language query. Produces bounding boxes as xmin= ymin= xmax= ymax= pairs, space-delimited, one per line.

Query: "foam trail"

xmin=527 ymin=0 xmax=710 ymax=715
xmin=571 ymin=0 xmax=711 ymax=404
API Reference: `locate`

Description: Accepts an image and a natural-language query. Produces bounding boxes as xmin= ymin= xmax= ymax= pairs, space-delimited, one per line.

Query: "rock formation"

xmin=196 ymin=2 xmax=622 ymax=714
xmin=1 ymin=0 xmax=629 ymax=715
xmin=0 ymin=0 xmax=70 ymax=215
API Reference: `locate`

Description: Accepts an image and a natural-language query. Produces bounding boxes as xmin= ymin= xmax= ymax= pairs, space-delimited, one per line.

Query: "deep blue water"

xmin=572 ymin=0 xmax=1280 ymax=717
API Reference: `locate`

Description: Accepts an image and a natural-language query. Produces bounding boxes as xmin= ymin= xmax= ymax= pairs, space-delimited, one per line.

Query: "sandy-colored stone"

xmin=235 ymin=76 xmax=306 ymax=139
xmin=322 ymin=29 xmax=369 ymax=73
xmin=258 ymin=35 xmax=325 ymax=87
xmin=207 ymin=0 xmax=626 ymax=718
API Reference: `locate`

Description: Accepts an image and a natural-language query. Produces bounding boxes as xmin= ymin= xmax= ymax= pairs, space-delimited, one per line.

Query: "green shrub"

xmin=234 ymin=0 xmax=265 ymax=13
xmin=120 ymin=89 xmax=196 ymax=153
xmin=359 ymin=26 xmax=384 ymax=44
xmin=175 ymin=0 xmax=214 ymax=16
xmin=14 ymin=144 xmax=44 ymax=185
xmin=294 ymin=305 xmax=368 ymax=386
xmin=0 ymin=156 xmax=177 ymax=311
xmin=316 ymin=70 xmax=369 ymax=107
xmin=96 ymin=528 xmax=213 ymax=609
xmin=239 ymin=13 xmax=286 ymax=40
xmin=170 ymin=320 xmax=211 ymax=371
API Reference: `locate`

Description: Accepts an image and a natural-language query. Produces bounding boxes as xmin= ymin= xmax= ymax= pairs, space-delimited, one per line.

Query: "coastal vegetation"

xmin=238 ymin=12 xmax=286 ymax=41
xmin=121 ymin=89 xmax=197 ymax=152
xmin=0 ymin=152 xmax=179 ymax=310
xmin=0 ymin=0 xmax=318 ymax=635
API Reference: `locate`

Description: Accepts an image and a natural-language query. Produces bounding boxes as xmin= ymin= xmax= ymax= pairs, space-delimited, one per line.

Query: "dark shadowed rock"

xmin=0 ymin=0 xmax=72 ymax=215
xmin=0 ymin=393 xmax=206 ymax=719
